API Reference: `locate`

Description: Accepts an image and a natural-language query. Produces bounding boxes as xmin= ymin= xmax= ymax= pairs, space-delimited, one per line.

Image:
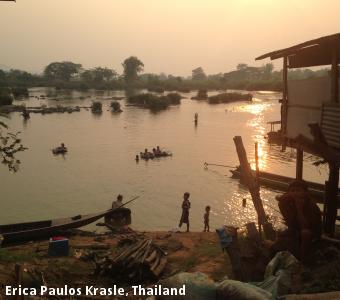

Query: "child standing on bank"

xmin=204 ymin=206 xmax=210 ymax=232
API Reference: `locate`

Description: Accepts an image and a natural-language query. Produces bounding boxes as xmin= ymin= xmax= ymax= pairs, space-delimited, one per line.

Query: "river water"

xmin=0 ymin=88 xmax=328 ymax=231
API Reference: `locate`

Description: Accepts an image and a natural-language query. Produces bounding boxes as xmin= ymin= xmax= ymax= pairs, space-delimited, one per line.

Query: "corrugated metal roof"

xmin=255 ymin=33 xmax=340 ymax=68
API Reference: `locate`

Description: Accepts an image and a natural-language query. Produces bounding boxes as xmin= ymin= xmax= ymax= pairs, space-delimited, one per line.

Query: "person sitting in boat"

xmin=152 ymin=148 xmax=158 ymax=157
xmin=270 ymin=180 xmax=321 ymax=260
xmin=156 ymin=146 xmax=162 ymax=156
xmin=60 ymin=143 xmax=66 ymax=150
xmin=105 ymin=194 xmax=131 ymax=226
xmin=112 ymin=194 xmax=123 ymax=209
xmin=135 ymin=154 xmax=139 ymax=162
xmin=144 ymin=148 xmax=154 ymax=159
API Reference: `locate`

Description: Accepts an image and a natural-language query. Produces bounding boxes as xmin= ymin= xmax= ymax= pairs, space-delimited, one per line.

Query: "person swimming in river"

xmin=179 ymin=192 xmax=191 ymax=232
xmin=203 ymin=205 xmax=210 ymax=232
xmin=22 ymin=108 xmax=30 ymax=119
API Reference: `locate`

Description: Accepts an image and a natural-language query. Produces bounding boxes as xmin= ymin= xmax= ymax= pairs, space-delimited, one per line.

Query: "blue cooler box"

xmin=48 ymin=238 xmax=69 ymax=256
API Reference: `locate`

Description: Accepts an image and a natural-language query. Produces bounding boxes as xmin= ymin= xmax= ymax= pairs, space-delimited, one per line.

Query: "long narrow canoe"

xmin=0 ymin=208 xmax=129 ymax=246
xmin=230 ymin=167 xmax=340 ymax=207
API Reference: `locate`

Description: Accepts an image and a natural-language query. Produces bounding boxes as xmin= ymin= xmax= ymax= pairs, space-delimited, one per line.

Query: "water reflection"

xmin=0 ymin=88 xmax=328 ymax=230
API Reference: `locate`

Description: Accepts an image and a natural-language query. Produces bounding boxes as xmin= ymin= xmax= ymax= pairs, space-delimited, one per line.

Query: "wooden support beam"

xmin=281 ymin=56 xmax=288 ymax=151
xmin=255 ymin=142 xmax=260 ymax=181
xmin=296 ymin=148 xmax=303 ymax=180
xmin=331 ymin=47 xmax=339 ymax=104
xmin=324 ymin=165 xmax=339 ymax=236
xmin=233 ymin=136 xmax=275 ymax=240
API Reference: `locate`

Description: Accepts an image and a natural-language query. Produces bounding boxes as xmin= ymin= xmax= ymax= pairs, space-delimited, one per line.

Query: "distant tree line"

xmin=0 ymin=57 xmax=330 ymax=94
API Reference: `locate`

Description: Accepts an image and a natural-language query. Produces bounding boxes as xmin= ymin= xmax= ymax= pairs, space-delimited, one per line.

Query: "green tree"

xmin=122 ymin=56 xmax=144 ymax=82
xmin=81 ymin=67 xmax=117 ymax=83
xmin=192 ymin=67 xmax=206 ymax=80
xmin=44 ymin=61 xmax=82 ymax=81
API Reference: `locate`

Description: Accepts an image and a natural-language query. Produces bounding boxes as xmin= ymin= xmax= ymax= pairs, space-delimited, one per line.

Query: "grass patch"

xmin=196 ymin=241 xmax=221 ymax=258
xmin=0 ymin=249 xmax=38 ymax=263
xmin=181 ymin=256 xmax=199 ymax=271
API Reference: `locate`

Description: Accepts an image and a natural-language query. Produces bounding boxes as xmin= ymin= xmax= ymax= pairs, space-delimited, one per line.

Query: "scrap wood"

xmin=94 ymin=238 xmax=167 ymax=282
xmin=72 ymin=243 xmax=111 ymax=250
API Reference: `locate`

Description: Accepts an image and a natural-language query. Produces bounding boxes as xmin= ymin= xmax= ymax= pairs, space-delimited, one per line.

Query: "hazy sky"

xmin=0 ymin=0 xmax=339 ymax=75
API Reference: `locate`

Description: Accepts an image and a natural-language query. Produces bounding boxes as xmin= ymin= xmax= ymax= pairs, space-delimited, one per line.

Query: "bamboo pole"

xmin=233 ymin=136 xmax=275 ymax=240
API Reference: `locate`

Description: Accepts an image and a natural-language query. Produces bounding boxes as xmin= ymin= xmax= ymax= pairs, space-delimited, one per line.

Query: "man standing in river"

xmin=179 ymin=192 xmax=191 ymax=232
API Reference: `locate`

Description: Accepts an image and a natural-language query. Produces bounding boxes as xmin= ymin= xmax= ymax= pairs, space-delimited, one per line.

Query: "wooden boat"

xmin=230 ymin=167 xmax=340 ymax=207
xmin=0 ymin=208 xmax=127 ymax=245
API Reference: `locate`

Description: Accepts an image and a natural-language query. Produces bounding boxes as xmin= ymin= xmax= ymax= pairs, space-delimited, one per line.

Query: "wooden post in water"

xmin=281 ymin=56 xmax=288 ymax=151
xmin=255 ymin=142 xmax=260 ymax=180
xmin=255 ymin=142 xmax=262 ymax=236
xmin=233 ymin=136 xmax=275 ymax=240
xmin=296 ymin=148 xmax=303 ymax=180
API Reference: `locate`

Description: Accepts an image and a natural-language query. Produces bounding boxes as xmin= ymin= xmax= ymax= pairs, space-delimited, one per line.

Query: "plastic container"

xmin=48 ymin=237 xmax=69 ymax=256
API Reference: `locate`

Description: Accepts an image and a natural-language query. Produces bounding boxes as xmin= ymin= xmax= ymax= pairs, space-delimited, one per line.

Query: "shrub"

xmin=147 ymin=86 xmax=164 ymax=93
xmin=12 ymin=87 xmax=29 ymax=98
xmin=91 ymin=101 xmax=102 ymax=113
xmin=110 ymin=101 xmax=122 ymax=112
xmin=208 ymin=92 xmax=252 ymax=104
xmin=128 ymin=93 xmax=175 ymax=111
xmin=191 ymin=89 xmax=208 ymax=100
xmin=0 ymin=88 xmax=13 ymax=106
xmin=166 ymin=92 xmax=182 ymax=105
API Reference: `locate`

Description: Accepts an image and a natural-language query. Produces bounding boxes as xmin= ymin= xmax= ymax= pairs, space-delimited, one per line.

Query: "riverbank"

xmin=0 ymin=231 xmax=231 ymax=299
xmin=1 ymin=229 xmax=340 ymax=299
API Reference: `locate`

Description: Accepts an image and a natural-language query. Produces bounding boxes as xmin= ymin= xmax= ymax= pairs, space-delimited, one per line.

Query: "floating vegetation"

xmin=91 ymin=101 xmax=103 ymax=113
xmin=191 ymin=89 xmax=208 ymax=100
xmin=208 ymin=92 xmax=252 ymax=104
xmin=110 ymin=101 xmax=123 ymax=113
xmin=127 ymin=92 xmax=182 ymax=111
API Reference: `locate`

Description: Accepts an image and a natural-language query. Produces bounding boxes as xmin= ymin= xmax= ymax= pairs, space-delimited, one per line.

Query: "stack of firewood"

xmin=94 ymin=238 xmax=167 ymax=283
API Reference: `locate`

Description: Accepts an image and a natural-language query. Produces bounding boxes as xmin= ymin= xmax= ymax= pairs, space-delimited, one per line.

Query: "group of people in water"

xmin=136 ymin=146 xmax=172 ymax=161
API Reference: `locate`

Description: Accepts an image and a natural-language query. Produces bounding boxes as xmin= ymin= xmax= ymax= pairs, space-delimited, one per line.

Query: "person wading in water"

xmin=179 ymin=192 xmax=191 ymax=232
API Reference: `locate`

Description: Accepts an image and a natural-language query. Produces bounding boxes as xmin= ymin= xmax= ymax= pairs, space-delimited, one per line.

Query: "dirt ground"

xmin=0 ymin=230 xmax=233 ymax=297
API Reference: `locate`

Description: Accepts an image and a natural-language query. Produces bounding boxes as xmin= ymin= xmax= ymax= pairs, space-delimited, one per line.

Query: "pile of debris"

xmin=94 ymin=238 xmax=167 ymax=283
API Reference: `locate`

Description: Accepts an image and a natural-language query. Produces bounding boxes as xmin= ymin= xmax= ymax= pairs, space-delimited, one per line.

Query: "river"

xmin=0 ymin=88 xmax=328 ymax=231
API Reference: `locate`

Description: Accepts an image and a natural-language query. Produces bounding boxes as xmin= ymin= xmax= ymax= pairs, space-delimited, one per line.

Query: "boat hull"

xmin=230 ymin=168 xmax=340 ymax=208
xmin=0 ymin=209 xmax=117 ymax=246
